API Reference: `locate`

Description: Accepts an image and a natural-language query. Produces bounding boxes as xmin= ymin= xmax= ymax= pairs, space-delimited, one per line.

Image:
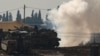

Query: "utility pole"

xmin=23 ymin=5 xmax=26 ymax=23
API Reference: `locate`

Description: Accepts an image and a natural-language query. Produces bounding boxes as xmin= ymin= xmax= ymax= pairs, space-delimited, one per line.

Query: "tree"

xmin=0 ymin=15 xmax=2 ymax=20
xmin=31 ymin=10 xmax=34 ymax=19
xmin=31 ymin=10 xmax=35 ymax=23
xmin=2 ymin=14 xmax=6 ymax=21
xmin=8 ymin=12 xmax=13 ymax=21
xmin=37 ymin=10 xmax=41 ymax=20
xmin=16 ymin=10 xmax=21 ymax=22
xmin=5 ymin=11 xmax=9 ymax=21
xmin=45 ymin=11 xmax=53 ymax=29
xmin=57 ymin=5 xmax=60 ymax=9
xmin=37 ymin=10 xmax=43 ymax=24
xmin=34 ymin=12 xmax=38 ymax=24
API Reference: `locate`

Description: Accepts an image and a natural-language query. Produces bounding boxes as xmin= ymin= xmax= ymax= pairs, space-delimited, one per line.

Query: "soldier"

xmin=34 ymin=25 xmax=38 ymax=32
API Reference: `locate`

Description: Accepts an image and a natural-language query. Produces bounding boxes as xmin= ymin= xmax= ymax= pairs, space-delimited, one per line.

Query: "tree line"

xmin=0 ymin=10 xmax=43 ymax=24
xmin=0 ymin=11 xmax=13 ymax=21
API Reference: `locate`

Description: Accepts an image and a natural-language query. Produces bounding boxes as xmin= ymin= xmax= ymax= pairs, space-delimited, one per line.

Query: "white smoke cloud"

xmin=46 ymin=0 xmax=100 ymax=47
xmin=47 ymin=0 xmax=91 ymax=47
xmin=85 ymin=0 xmax=100 ymax=33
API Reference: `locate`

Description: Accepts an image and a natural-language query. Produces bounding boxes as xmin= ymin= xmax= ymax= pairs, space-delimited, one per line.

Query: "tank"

xmin=31 ymin=28 xmax=60 ymax=48
xmin=1 ymin=26 xmax=60 ymax=54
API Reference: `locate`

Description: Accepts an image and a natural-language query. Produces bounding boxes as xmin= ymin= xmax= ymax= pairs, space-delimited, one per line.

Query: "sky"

xmin=0 ymin=0 xmax=68 ymax=20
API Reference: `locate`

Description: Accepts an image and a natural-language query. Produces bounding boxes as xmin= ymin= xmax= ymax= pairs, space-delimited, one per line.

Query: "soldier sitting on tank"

xmin=33 ymin=25 xmax=38 ymax=32
xmin=30 ymin=25 xmax=39 ymax=38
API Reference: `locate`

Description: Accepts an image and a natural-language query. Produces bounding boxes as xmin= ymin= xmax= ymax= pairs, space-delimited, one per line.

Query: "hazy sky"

xmin=0 ymin=0 xmax=68 ymax=20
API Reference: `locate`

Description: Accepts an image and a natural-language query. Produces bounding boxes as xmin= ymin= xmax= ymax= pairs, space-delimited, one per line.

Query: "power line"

xmin=0 ymin=6 xmax=51 ymax=14
xmin=0 ymin=7 xmax=23 ymax=13
xmin=26 ymin=7 xmax=50 ymax=10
